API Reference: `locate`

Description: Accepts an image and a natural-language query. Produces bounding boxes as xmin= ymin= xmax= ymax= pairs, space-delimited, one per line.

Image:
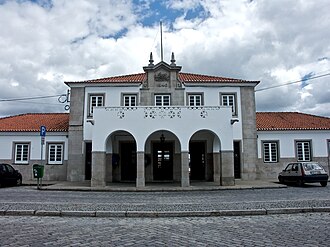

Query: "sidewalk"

xmin=24 ymin=179 xmax=286 ymax=192
xmin=2 ymin=179 xmax=329 ymax=218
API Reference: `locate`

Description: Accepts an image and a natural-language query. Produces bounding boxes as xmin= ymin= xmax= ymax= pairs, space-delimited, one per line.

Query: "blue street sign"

xmin=40 ymin=126 xmax=46 ymax=137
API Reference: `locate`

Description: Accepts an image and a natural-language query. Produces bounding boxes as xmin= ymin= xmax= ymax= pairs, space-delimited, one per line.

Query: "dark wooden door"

xmin=120 ymin=142 xmax=137 ymax=181
xmin=189 ymin=142 xmax=206 ymax=180
xmin=234 ymin=141 xmax=241 ymax=179
xmin=85 ymin=143 xmax=92 ymax=180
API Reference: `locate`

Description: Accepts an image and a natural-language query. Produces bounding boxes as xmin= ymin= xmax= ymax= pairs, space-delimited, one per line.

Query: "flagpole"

xmin=160 ymin=21 xmax=163 ymax=61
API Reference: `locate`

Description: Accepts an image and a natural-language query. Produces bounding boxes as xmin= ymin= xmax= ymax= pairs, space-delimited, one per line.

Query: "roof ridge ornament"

xmin=170 ymin=52 xmax=176 ymax=66
xmin=149 ymin=52 xmax=154 ymax=66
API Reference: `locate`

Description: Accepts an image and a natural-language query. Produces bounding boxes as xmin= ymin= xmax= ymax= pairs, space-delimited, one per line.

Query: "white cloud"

xmin=0 ymin=0 xmax=329 ymax=117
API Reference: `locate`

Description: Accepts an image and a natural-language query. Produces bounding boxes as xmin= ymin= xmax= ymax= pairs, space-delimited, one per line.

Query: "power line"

xmin=1 ymin=100 xmax=61 ymax=106
xmin=0 ymin=94 xmax=63 ymax=102
xmin=255 ymin=72 xmax=330 ymax=92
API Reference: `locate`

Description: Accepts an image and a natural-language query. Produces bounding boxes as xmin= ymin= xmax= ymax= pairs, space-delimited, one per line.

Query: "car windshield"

xmin=302 ymin=163 xmax=324 ymax=171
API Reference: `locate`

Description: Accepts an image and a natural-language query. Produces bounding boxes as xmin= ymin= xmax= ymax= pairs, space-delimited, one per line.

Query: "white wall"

xmin=93 ymin=106 xmax=234 ymax=152
xmin=0 ymin=132 xmax=68 ymax=161
xmin=257 ymin=130 xmax=330 ymax=158
xmin=83 ymin=85 xmax=243 ymax=141
xmin=0 ymin=132 xmax=69 ymax=181
xmin=84 ymin=86 xmax=139 ymax=140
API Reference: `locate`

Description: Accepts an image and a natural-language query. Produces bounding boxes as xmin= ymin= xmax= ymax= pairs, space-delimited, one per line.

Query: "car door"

xmin=282 ymin=163 xmax=293 ymax=182
xmin=4 ymin=164 xmax=16 ymax=185
xmin=290 ymin=163 xmax=300 ymax=183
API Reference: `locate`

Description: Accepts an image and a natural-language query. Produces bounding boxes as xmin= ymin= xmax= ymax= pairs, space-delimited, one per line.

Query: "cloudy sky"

xmin=0 ymin=0 xmax=329 ymax=117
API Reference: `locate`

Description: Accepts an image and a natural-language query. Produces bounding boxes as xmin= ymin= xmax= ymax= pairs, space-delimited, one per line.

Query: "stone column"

xmin=241 ymin=87 xmax=258 ymax=180
xmin=136 ymin=151 xmax=145 ymax=188
xmin=91 ymin=151 xmax=106 ymax=187
xmin=181 ymin=151 xmax=190 ymax=187
xmin=67 ymin=87 xmax=85 ymax=182
xmin=105 ymin=153 xmax=113 ymax=183
xmin=221 ymin=151 xmax=235 ymax=186
xmin=213 ymin=152 xmax=221 ymax=184
xmin=173 ymin=153 xmax=181 ymax=182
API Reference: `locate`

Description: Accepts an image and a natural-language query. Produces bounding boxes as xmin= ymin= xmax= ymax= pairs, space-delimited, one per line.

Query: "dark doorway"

xmin=189 ymin=142 xmax=206 ymax=180
xmin=234 ymin=141 xmax=241 ymax=179
xmin=85 ymin=143 xmax=92 ymax=180
xmin=153 ymin=142 xmax=173 ymax=181
xmin=120 ymin=142 xmax=137 ymax=181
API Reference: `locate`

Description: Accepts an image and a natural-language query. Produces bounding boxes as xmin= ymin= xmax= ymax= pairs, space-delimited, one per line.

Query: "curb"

xmin=35 ymin=185 xmax=287 ymax=192
xmin=1 ymin=207 xmax=330 ymax=218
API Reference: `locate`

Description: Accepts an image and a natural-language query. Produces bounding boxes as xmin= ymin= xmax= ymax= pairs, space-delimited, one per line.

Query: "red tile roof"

xmin=0 ymin=113 xmax=69 ymax=132
xmin=179 ymin=73 xmax=250 ymax=83
xmin=65 ymin=72 xmax=258 ymax=85
xmin=78 ymin=73 xmax=146 ymax=84
xmin=256 ymin=112 xmax=330 ymax=131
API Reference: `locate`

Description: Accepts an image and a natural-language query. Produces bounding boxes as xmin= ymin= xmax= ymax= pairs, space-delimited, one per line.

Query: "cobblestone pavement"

xmin=0 ymin=185 xmax=330 ymax=212
xmin=1 ymin=213 xmax=329 ymax=246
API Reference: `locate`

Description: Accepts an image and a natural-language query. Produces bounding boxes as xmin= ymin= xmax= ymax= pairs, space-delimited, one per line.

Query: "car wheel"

xmin=278 ymin=177 xmax=284 ymax=184
xmin=16 ymin=177 xmax=22 ymax=186
xmin=320 ymin=181 xmax=327 ymax=187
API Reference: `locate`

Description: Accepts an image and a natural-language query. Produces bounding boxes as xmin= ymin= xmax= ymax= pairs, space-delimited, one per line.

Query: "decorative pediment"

xmin=155 ymin=71 xmax=170 ymax=82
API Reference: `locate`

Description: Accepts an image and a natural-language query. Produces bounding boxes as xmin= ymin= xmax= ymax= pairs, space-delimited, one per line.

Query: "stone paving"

xmin=1 ymin=213 xmax=329 ymax=246
xmin=0 ymin=184 xmax=330 ymax=217
xmin=1 ymin=183 xmax=330 ymax=246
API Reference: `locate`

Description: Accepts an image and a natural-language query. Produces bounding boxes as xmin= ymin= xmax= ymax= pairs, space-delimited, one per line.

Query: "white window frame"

xmin=14 ymin=143 xmax=30 ymax=164
xmin=296 ymin=140 xmax=311 ymax=161
xmin=155 ymin=94 xmax=170 ymax=106
xmin=188 ymin=94 xmax=203 ymax=106
xmin=123 ymin=94 xmax=137 ymax=107
xmin=48 ymin=143 xmax=64 ymax=165
xmin=221 ymin=93 xmax=237 ymax=116
xmin=88 ymin=94 xmax=104 ymax=117
xmin=263 ymin=141 xmax=278 ymax=163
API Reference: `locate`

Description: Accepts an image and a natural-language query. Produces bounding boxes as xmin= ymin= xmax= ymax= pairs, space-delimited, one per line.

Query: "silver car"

xmin=278 ymin=162 xmax=328 ymax=187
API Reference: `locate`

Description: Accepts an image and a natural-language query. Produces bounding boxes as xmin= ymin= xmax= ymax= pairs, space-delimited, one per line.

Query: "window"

xmin=155 ymin=95 xmax=170 ymax=106
xmin=48 ymin=144 xmax=64 ymax=165
xmin=188 ymin=94 xmax=203 ymax=106
xmin=263 ymin=141 xmax=278 ymax=163
xmin=123 ymin=95 xmax=137 ymax=107
xmin=221 ymin=94 xmax=237 ymax=115
xmin=14 ymin=143 xmax=29 ymax=164
xmin=89 ymin=94 xmax=104 ymax=116
xmin=296 ymin=141 xmax=311 ymax=161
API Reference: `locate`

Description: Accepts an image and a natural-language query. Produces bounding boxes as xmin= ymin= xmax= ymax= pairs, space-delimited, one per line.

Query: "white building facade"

xmin=0 ymin=113 xmax=69 ymax=181
xmin=65 ymin=56 xmax=259 ymax=187
xmin=256 ymin=112 xmax=330 ymax=179
xmin=2 ymin=60 xmax=330 ymax=187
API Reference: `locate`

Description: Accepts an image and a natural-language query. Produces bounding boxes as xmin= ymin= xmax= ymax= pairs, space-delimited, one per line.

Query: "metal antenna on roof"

xmin=160 ymin=21 xmax=163 ymax=62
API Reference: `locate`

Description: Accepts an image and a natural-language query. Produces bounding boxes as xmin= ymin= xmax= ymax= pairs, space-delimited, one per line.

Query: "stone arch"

xmin=188 ymin=129 xmax=222 ymax=182
xmin=104 ymin=130 xmax=137 ymax=183
xmin=144 ymin=130 xmax=182 ymax=182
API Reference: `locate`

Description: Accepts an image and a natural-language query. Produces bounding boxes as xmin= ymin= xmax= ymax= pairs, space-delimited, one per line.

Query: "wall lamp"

xmin=231 ymin=119 xmax=239 ymax=125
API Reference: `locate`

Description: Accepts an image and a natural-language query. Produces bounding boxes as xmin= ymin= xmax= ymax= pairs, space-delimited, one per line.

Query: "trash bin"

xmin=33 ymin=164 xmax=44 ymax=179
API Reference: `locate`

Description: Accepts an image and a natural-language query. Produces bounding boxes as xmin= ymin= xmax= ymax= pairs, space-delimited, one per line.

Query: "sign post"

xmin=39 ymin=126 xmax=46 ymax=189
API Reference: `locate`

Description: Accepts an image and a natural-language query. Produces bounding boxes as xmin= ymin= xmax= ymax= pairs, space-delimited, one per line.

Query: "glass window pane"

xmin=15 ymin=144 xmax=29 ymax=163
xmin=48 ymin=144 xmax=63 ymax=164
xmin=297 ymin=141 xmax=311 ymax=161
xmin=263 ymin=142 xmax=278 ymax=163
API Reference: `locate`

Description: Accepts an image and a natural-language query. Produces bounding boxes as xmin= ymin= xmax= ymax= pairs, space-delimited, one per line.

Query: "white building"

xmin=65 ymin=55 xmax=259 ymax=187
xmin=256 ymin=112 xmax=330 ymax=178
xmin=0 ymin=113 xmax=69 ymax=181
xmin=1 ymin=56 xmax=329 ymax=186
